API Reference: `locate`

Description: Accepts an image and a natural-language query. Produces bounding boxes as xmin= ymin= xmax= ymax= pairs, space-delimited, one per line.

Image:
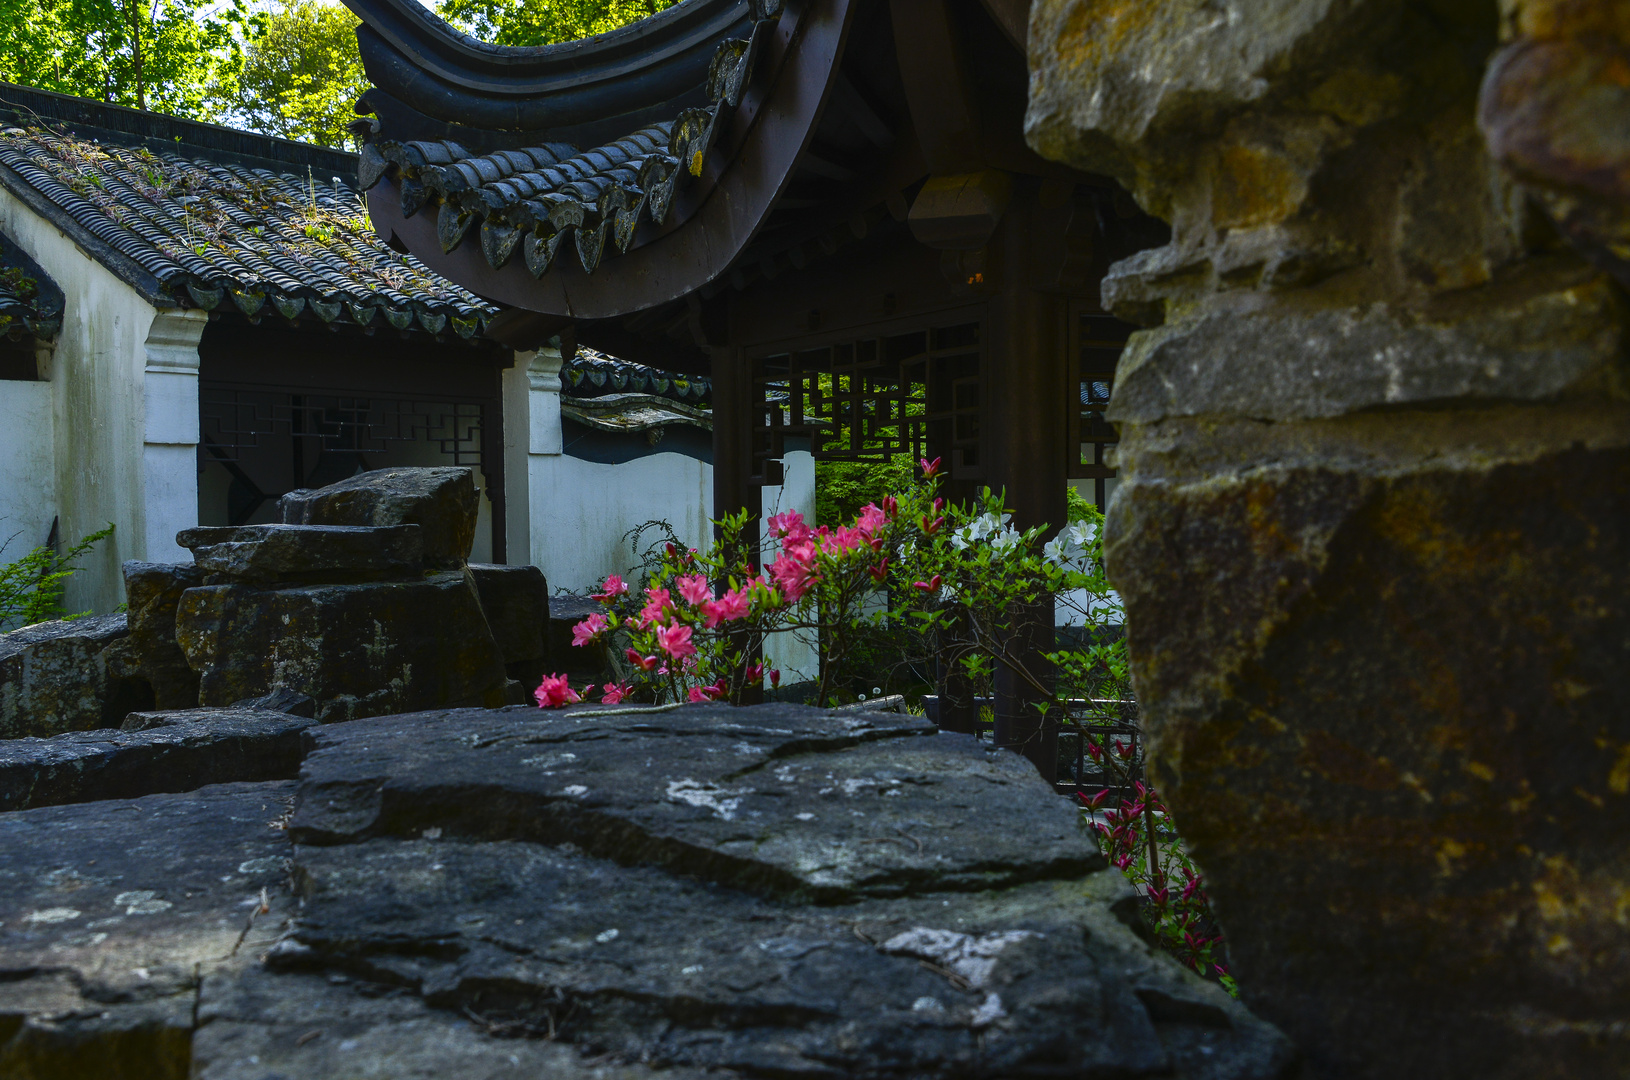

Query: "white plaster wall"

xmin=502 ymin=347 xmax=714 ymax=593
xmin=0 ymin=380 xmax=55 ymax=560
xmin=530 ymin=452 xmax=713 ymax=593
xmin=0 ymin=188 xmax=204 ymax=613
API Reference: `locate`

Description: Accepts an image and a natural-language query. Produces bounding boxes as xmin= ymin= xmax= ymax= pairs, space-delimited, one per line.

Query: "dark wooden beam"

xmin=888 ymin=0 xmax=983 ymax=175
xmin=829 ymin=72 xmax=895 ymax=148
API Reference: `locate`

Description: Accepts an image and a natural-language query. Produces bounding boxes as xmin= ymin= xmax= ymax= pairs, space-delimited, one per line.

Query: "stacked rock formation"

xmin=0 ymin=468 xmax=551 ymax=733
xmin=0 ymin=702 xmax=1297 ymax=1078
xmin=1027 ymin=1 xmax=1628 ymax=1077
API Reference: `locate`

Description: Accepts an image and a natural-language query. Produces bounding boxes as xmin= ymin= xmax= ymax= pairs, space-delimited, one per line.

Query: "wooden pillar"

xmin=711 ymin=345 xmax=755 ymax=529
xmin=983 ymin=191 xmax=1069 ymax=781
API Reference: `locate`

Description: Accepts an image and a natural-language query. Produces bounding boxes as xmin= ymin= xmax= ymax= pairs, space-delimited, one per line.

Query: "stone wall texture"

xmin=1028 ymin=1 xmax=1629 ymax=1076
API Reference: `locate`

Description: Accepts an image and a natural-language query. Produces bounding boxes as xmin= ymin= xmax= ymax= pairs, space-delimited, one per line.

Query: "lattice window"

xmin=1067 ymin=313 xmax=1136 ymax=508
xmin=199 ymin=391 xmax=485 ymax=467
xmin=750 ymin=322 xmax=983 ymax=484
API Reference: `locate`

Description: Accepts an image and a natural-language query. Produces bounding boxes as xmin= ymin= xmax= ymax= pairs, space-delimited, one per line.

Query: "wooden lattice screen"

xmin=749 ymin=322 xmax=983 ymax=485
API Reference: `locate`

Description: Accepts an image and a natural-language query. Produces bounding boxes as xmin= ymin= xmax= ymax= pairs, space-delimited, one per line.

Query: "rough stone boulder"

xmin=0 ymin=704 xmax=1296 ymax=1078
xmin=469 ymin=563 xmax=550 ymax=689
xmin=102 ymin=561 xmax=202 ymax=711
xmin=0 ymin=614 xmax=145 ymax=738
xmin=176 ymin=524 xmax=425 ymax=585
xmin=280 ymin=467 xmax=478 ymax=570
xmin=176 ymin=571 xmax=509 ymax=724
xmin=0 ymin=707 xmax=313 ymax=811
xmin=1026 ymin=1 xmax=1630 ymax=1076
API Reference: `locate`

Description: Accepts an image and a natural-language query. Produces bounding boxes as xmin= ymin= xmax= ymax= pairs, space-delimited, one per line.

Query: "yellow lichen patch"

xmin=1053 ymin=0 xmax=1162 ymax=78
xmin=1211 ymin=142 xmax=1308 ymax=230
xmin=1435 ymin=838 xmax=1469 ymax=878
xmin=1463 ymin=760 xmax=1496 ymax=782
xmin=1306 ymin=66 xmax=1405 ymax=128
xmin=1607 ymin=744 xmax=1630 ymax=794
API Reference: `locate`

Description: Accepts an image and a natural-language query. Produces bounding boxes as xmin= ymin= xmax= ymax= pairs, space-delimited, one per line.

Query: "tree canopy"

xmin=234 ymin=1 xmax=370 ymax=148
xmin=0 ymin=0 xmax=674 ymax=149
xmin=435 ymin=0 xmax=676 ymax=48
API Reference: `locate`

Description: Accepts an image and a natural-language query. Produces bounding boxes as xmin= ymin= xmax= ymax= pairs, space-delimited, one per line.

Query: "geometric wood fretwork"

xmin=750 ymin=321 xmax=983 ymax=486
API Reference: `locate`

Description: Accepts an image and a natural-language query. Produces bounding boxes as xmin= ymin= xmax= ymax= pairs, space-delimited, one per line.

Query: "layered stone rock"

xmin=0 ymin=614 xmax=144 ymax=738
xmin=0 ymin=708 xmax=313 ymax=811
xmin=176 ymin=571 xmax=509 ymax=723
xmin=0 ymin=705 xmax=1296 ymax=1079
xmin=279 ymin=466 xmax=479 ymax=570
xmin=176 ymin=524 xmax=424 ymax=585
xmin=279 ymin=703 xmax=1294 ymax=1078
xmin=102 ymin=561 xmax=202 ymax=711
xmin=468 ymin=562 xmax=550 ymax=689
xmin=1028 ymin=2 xmax=1630 ymax=1077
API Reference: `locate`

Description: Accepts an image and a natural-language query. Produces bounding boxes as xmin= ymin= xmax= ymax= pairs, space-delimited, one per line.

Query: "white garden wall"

xmin=0 ymin=188 xmax=204 ymax=613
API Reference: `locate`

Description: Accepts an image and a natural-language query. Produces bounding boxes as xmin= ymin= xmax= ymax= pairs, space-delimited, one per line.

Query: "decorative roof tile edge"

xmin=562 ymin=347 xmax=711 ymax=404
xmin=354 ymin=0 xmax=783 ymax=281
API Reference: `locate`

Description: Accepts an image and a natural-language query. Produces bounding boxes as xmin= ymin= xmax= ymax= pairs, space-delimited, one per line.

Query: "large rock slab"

xmin=0 ymin=708 xmax=313 ymax=811
xmin=0 ymin=706 xmax=1296 ymax=1078
xmin=469 ymin=562 xmax=549 ymax=687
xmin=0 ymin=781 xmax=298 ymax=1078
xmin=176 ymin=571 xmax=509 ymax=723
xmin=102 ymin=561 xmax=202 ymax=711
xmin=0 ymin=614 xmax=143 ymax=738
xmin=280 ymin=467 xmax=478 ymax=570
xmin=279 ymin=702 xmax=1295 ymax=1078
xmin=176 ymin=524 xmax=424 ymax=585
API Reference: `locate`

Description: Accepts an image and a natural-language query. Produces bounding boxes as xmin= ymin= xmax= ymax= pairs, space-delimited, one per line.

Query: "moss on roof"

xmin=0 ymin=127 xmax=497 ymax=337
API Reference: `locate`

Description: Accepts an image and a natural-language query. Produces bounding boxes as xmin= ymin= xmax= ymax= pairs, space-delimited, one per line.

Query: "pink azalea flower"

xmin=656 ymin=622 xmax=697 ymax=659
xmin=882 ymin=496 xmax=898 ymax=518
xmin=744 ymin=661 xmax=764 ymax=683
xmin=767 ymin=510 xmax=805 ymax=539
xmin=639 ymin=588 xmax=672 ymax=627
xmin=768 ymin=553 xmax=817 ymax=602
xmin=626 ymin=647 xmax=660 ymax=672
xmin=687 ymin=680 xmax=727 ymax=703
xmin=769 ymin=668 xmax=781 ymax=688
xmin=677 ymin=573 xmax=712 ymax=606
xmin=700 ymin=587 xmax=751 ymax=628
xmin=600 ymin=681 xmax=634 ymax=705
xmin=911 ymin=574 xmax=944 ymax=592
xmin=534 ymin=673 xmax=581 ymax=709
xmin=592 ymin=574 xmax=628 ymax=602
xmin=571 ymin=612 xmax=608 ymax=648
xmin=920 ymin=456 xmax=942 ymax=478
xmin=856 ymin=503 xmax=887 ymax=537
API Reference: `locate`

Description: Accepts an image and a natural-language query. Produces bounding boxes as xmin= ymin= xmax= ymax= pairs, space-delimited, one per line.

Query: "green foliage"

xmin=435 ymin=0 xmax=676 ymax=47
xmin=233 ymin=0 xmax=369 ymax=150
xmin=0 ymin=0 xmax=243 ymax=117
xmin=814 ymin=456 xmax=913 ymax=532
xmin=0 ymin=523 xmax=114 ymax=630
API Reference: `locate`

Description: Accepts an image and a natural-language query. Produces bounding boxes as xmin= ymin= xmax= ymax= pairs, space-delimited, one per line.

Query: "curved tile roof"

xmin=353 ymin=4 xmax=777 ymax=280
xmin=0 ymin=127 xmax=497 ymax=336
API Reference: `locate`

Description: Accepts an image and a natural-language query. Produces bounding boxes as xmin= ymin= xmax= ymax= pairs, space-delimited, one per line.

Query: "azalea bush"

xmin=534 ymin=458 xmax=1232 ymax=991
